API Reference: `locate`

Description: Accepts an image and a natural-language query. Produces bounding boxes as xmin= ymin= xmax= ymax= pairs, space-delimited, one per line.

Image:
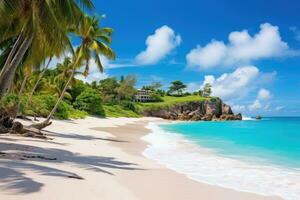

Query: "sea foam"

xmin=142 ymin=123 xmax=300 ymax=200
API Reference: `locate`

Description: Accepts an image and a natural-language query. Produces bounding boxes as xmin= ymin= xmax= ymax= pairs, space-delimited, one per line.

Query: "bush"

xmin=120 ymin=101 xmax=136 ymax=112
xmin=73 ymin=88 xmax=104 ymax=115
xmin=150 ymin=93 xmax=163 ymax=102
xmin=0 ymin=94 xmax=18 ymax=108
xmin=24 ymin=94 xmax=70 ymax=119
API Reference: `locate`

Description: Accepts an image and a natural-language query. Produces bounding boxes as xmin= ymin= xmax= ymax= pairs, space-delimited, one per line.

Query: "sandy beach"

xmin=0 ymin=117 xmax=283 ymax=200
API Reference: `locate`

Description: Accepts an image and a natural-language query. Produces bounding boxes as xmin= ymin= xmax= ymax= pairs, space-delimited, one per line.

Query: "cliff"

xmin=141 ymin=98 xmax=242 ymax=121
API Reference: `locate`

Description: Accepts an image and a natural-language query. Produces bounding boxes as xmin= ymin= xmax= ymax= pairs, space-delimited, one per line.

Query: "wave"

xmin=242 ymin=115 xmax=255 ymax=120
xmin=142 ymin=123 xmax=300 ymax=200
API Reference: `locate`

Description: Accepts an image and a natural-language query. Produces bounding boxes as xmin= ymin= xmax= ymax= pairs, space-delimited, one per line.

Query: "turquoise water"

xmin=143 ymin=117 xmax=300 ymax=199
xmin=161 ymin=117 xmax=300 ymax=168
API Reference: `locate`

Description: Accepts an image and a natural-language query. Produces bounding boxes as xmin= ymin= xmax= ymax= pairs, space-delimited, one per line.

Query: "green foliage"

xmin=69 ymin=80 xmax=88 ymax=102
xmin=103 ymin=105 xmax=141 ymax=118
xmin=98 ymin=77 xmax=120 ymax=103
xmin=120 ymin=101 xmax=136 ymax=112
xmin=73 ymin=88 xmax=104 ymax=116
xmin=0 ymin=94 xmax=18 ymax=108
xmin=150 ymin=93 xmax=163 ymax=102
xmin=203 ymin=83 xmax=212 ymax=97
xmin=168 ymin=80 xmax=187 ymax=96
xmin=137 ymin=95 xmax=211 ymax=112
xmin=116 ymin=75 xmax=137 ymax=101
xmin=22 ymin=94 xmax=87 ymax=119
xmin=142 ymin=82 xmax=162 ymax=91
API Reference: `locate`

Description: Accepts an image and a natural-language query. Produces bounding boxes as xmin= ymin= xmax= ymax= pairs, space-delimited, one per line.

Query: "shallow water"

xmin=143 ymin=117 xmax=300 ymax=200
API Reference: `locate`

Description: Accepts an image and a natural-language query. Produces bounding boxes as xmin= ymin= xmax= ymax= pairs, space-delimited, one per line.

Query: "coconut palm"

xmin=34 ymin=15 xmax=115 ymax=129
xmin=0 ymin=0 xmax=94 ymax=98
xmin=27 ymin=57 xmax=53 ymax=104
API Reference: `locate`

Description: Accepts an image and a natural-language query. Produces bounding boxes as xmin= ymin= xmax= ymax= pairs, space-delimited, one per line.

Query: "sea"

xmin=142 ymin=117 xmax=300 ymax=200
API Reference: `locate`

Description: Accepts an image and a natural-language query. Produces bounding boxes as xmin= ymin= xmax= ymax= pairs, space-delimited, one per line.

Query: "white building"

xmin=134 ymin=89 xmax=154 ymax=102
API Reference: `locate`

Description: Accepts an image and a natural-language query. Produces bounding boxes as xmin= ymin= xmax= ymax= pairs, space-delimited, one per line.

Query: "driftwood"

xmin=0 ymin=108 xmax=47 ymax=139
xmin=28 ymin=120 xmax=52 ymax=130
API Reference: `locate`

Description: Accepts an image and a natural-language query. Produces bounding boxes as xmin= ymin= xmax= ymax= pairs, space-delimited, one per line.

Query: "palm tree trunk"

xmin=27 ymin=57 xmax=52 ymax=104
xmin=30 ymin=67 xmax=75 ymax=130
xmin=15 ymin=75 xmax=28 ymax=118
xmin=0 ymin=33 xmax=33 ymax=98
xmin=46 ymin=68 xmax=74 ymax=121
xmin=0 ymin=32 xmax=25 ymax=78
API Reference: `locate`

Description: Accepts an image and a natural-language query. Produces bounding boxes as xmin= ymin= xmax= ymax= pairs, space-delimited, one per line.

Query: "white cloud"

xmin=248 ymin=88 xmax=272 ymax=111
xmin=249 ymin=100 xmax=262 ymax=111
xmin=187 ymin=23 xmax=291 ymax=70
xmin=135 ymin=25 xmax=181 ymax=65
xmin=231 ymin=104 xmax=246 ymax=113
xmin=76 ymin=72 xmax=108 ymax=83
xmin=76 ymin=57 xmax=110 ymax=83
xmin=186 ymin=41 xmax=227 ymax=70
xmin=257 ymin=88 xmax=271 ymax=100
xmin=201 ymin=66 xmax=260 ymax=100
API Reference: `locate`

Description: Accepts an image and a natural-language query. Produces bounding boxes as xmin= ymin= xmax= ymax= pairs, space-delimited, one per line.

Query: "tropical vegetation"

xmin=0 ymin=0 xmax=212 ymax=136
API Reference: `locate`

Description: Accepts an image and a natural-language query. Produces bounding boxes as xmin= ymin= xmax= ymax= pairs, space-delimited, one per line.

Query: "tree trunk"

xmin=15 ymin=75 xmax=28 ymax=118
xmin=27 ymin=57 xmax=52 ymax=104
xmin=0 ymin=32 xmax=25 ymax=78
xmin=30 ymin=67 xmax=75 ymax=130
xmin=0 ymin=33 xmax=33 ymax=98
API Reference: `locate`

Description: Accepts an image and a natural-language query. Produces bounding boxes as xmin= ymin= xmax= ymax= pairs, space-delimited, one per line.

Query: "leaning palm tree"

xmin=32 ymin=15 xmax=115 ymax=129
xmin=27 ymin=57 xmax=53 ymax=104
xmin=0 ymin=0 xmax=94 ymax=98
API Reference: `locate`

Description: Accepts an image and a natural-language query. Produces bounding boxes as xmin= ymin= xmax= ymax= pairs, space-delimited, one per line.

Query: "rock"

xmin=256 ymin=115 xmax=262 ymax=120
xmin=222 ymin=103 xmax=233 ymax=115
xmin=142 ymin=98 xmax=242 ymax=121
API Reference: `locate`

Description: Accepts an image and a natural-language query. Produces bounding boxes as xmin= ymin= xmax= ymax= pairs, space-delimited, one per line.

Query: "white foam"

xmin=242 ymin=115 xmax=255 ymax=120
xmin=142 ymin=123 xmax=300 ymax=200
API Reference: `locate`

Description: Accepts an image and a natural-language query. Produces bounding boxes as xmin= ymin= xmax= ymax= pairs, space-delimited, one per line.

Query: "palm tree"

xmin=27 ymin=57 xmax=53 ymax=104
xmin=0 ymin=0 xmax=94 ymax=98
xmin=33 ymin=15 xmax=115 ymax=129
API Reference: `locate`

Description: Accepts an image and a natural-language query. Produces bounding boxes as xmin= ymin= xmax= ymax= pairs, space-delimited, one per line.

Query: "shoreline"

xmin=97 ymin=118 xmax=283 ymax=200
xmin=0 ymin=117 xmax=282 ymax=200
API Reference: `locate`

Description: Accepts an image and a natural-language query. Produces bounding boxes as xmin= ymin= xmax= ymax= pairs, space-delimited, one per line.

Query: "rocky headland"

xmin=142 ymin=98 xmax=242 ymax=121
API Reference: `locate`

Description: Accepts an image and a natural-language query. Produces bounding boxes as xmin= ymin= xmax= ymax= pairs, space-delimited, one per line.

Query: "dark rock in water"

xmin=142 ymin=98 xmax=242 ymax=121
xmin=256 ymin=115 xmax=262 ymax=120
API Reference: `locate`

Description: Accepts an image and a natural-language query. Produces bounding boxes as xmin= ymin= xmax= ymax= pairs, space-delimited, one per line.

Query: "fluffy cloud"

xmin=75 ymin=57 xmax=110 ymax=83
xmin=201 ymin=66 xmax=260 ymax=100
xmin=187 ymin=23 xmax=290 ymax=70
xmin=249 ymin=100 xmax=262 ymax=111
xmin=257 ymin=88 xmax=271 ymax=100
xmin=248 ymin=88 xmax=272 ymax=111
xmin=135 ymin=25 xmax=181 ymax=65
xmin=231 ymin=104 xmax=246 ymax=113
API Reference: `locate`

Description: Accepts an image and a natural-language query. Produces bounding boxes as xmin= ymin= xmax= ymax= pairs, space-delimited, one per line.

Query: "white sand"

xmin=0 ymin=117 xmax=283 ymax=200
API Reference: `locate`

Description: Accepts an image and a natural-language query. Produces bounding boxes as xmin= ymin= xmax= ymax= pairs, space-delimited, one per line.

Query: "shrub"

xmin=150 ymin=93 xmax=163 ymax=102
xmin=25 ymin=94 xmax=72 ymax=119
xmin=0 ymin=94 xmax=18 ymax=108
xmin=73 ymin=88 xmax=104 ymax=115
xmin=120 ymin=101 xmax=136 ymax=112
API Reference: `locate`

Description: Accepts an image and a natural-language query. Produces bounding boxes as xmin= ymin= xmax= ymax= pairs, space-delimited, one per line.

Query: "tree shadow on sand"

xmin=44 ymin=130 xmax=129 ymax=143
xmin=0 ymin=142 xmax=143 ymax=194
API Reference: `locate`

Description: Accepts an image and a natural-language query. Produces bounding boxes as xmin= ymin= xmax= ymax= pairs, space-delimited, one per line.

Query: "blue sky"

xmin=83 ymin=0 xmax=300 ymax=116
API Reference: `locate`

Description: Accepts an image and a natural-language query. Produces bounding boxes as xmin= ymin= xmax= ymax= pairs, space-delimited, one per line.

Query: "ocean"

xmin=143 ymin=117 xmax=300 ymax=200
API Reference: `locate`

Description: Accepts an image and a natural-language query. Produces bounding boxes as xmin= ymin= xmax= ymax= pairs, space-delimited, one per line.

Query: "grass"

xmin=136 ymin=95 xmax=212 ymax=111
xmin=103 ymin=105 xmax=142 ymax=118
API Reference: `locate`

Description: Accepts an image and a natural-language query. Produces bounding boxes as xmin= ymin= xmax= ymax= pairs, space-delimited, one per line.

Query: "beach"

xmin=0 ymin=117 xmax=282 ymax=200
